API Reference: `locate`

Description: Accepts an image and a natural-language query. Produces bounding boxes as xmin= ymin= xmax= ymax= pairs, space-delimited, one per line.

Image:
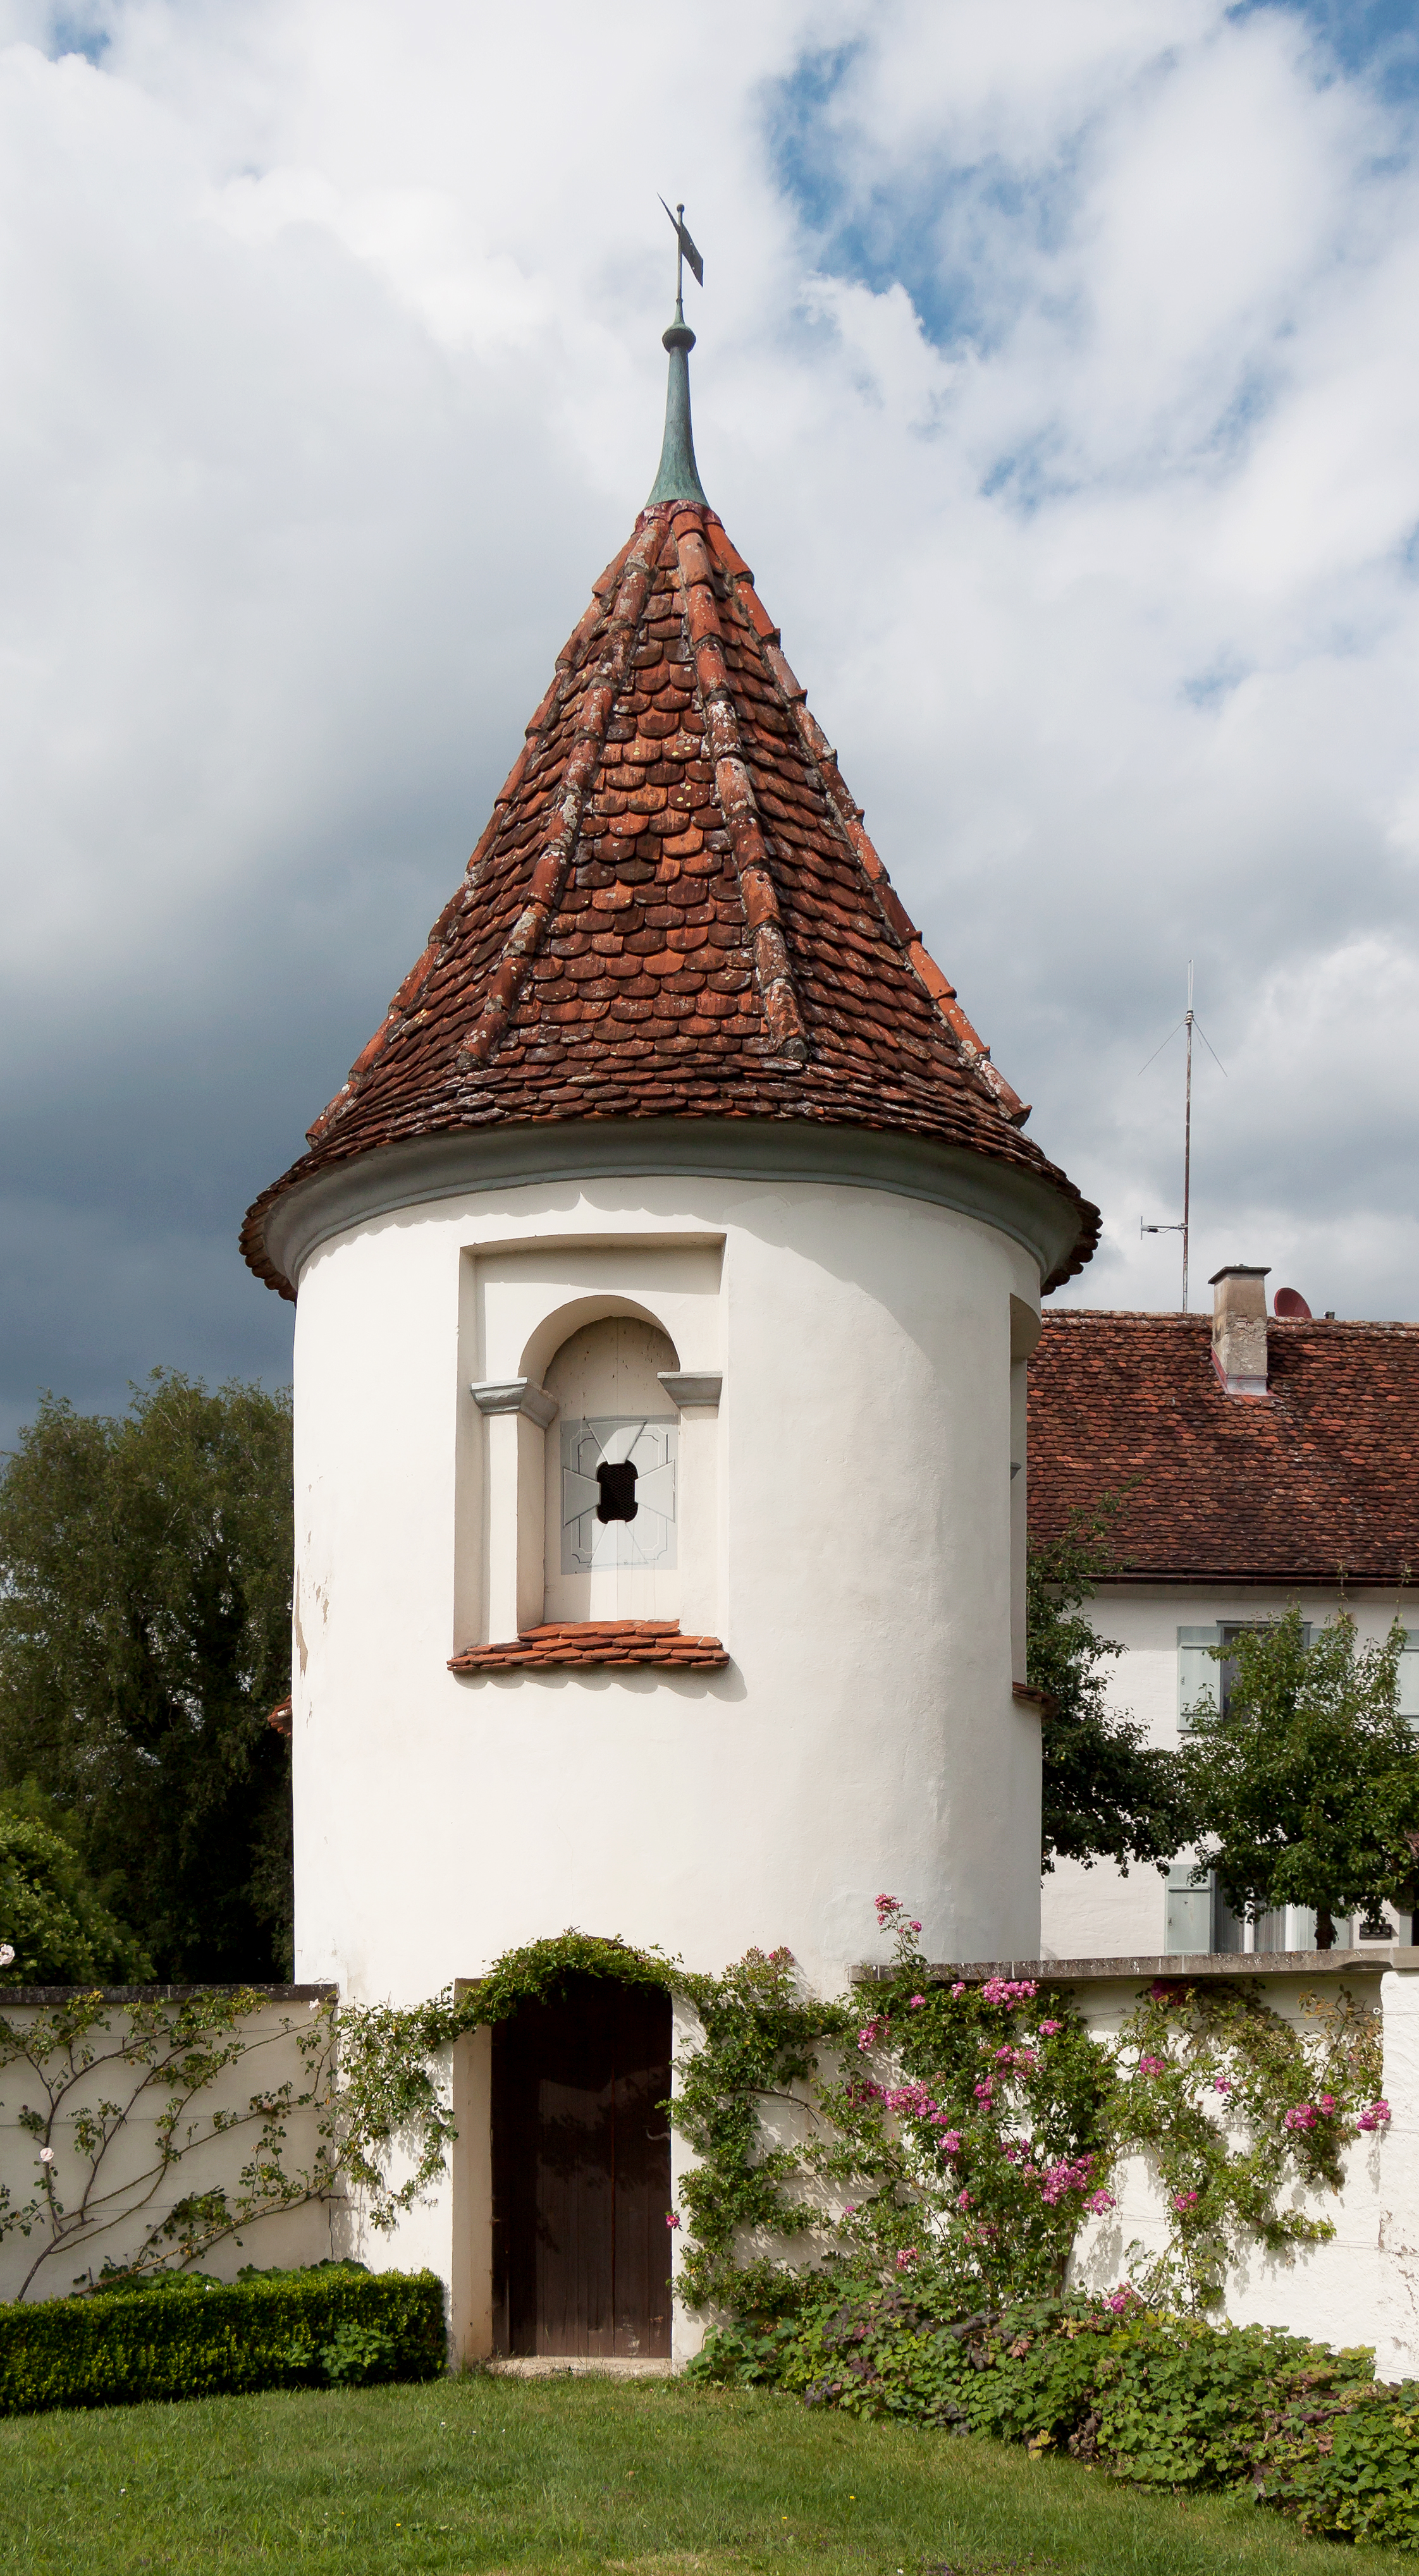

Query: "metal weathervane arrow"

xmin=660 ymin=197 xmax=704 ymax=312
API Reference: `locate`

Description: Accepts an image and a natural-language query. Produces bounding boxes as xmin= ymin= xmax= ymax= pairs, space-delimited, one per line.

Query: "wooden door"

xmin=491 ymin=1975 xmax=672 ymax=2357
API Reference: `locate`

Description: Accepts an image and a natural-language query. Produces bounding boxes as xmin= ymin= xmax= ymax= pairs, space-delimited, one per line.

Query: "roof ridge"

xmin=669 ymin=506 xmax=809 ymax=1065
xmin=696 ymin=522 xmax=1029 ymax=1129
xmin=457 ymin=514 xmax=670 ymax=1072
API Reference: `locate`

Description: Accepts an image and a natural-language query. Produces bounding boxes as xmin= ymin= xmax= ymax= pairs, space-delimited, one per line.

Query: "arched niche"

xmin=518 ymin=1291 xmax=680 ymax=1391
xmin=541 ymin=1314 xmax=681 ymax=1625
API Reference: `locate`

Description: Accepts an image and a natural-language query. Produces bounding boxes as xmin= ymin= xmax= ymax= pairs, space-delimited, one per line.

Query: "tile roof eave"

xmin=1028 ymin=1309 xmax=1419 ymax=1590
xmin=241 ymin=1108 xmax=1100 ymax=1305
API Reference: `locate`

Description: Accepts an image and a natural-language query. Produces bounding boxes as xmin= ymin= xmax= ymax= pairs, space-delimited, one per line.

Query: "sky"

xmin=2 ymin=0 xmax=1418 ymax=1450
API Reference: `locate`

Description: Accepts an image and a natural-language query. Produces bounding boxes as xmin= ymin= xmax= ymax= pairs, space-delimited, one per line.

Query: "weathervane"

xmin=646 ymin=200 xmax=710 ymax=511
xmin=658 ymin=197 xmax=704 ymax=324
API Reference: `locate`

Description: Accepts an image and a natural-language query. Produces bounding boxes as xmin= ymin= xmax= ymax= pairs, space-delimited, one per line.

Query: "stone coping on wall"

xmin=0 ymin=1982 xmax=338 ymax=2006
xmin=449 ymin=1620 xmax=729 ymax=1673
xmin=851 ymin=1951 xmax=1418 ymax=1986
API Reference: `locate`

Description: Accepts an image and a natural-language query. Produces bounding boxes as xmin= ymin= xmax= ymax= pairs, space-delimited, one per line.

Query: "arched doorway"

xmin=491 ymin=1974 xmax=673 ymax=2358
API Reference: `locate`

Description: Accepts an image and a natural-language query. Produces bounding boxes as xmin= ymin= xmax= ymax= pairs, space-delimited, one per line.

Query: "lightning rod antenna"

xmin=1139 ymin=960 xmax=1224 ymax=1312
xmin=1182 ymin=959 xmax=1193 ymax=1314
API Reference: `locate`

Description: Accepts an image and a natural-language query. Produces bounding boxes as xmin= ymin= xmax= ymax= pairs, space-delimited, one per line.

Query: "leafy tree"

xmin=0 ymin=1372 xmax=293 ymax=1981
xmin=1182 ymin=1606 xmax=1419 ymax=1948
xmin=0 ymin=1805 xmax=154 ymax=1985
xmin=1029 ymin=1500 xmax=1197 ymax=1876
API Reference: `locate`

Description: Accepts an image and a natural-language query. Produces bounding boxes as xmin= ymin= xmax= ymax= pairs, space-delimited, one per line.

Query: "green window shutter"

xmin=1399 ymin=1631 xmax=1419 ymax=1725
xmin=1165 ymin=1865 xmax=1213 ymax=1952
xmin=1177 ymin=1625 xmax=1219 ymax=1731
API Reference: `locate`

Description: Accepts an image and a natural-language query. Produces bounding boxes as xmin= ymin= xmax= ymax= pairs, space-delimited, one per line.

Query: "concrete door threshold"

xmin=484 ymin=2355 xmax=673 ymax=2379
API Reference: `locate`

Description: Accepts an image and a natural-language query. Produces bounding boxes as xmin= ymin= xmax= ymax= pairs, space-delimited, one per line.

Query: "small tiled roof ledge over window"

xmin=851 ymin=1951 xmax=1418 ymax=1984
xmin=449 ymin=1619 xmax=728 ymax=1674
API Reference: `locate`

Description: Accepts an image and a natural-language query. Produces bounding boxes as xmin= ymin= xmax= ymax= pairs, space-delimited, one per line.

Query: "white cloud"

xmin=0 ymin=0 xmax=1416 ymax=1443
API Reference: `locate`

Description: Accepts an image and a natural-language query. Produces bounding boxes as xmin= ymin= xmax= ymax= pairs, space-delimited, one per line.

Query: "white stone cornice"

xmin=657 ymin=1370 xmax=722 ymax=1412
xmin=469 ymin=1378 xmax=558 ymax=1428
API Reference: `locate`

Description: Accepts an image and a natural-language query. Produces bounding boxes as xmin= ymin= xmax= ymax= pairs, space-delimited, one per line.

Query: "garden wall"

xmin=0 ymin=1985 xmax=340 ymax=2304
xmin=921 ymin=1950 xmax=1419 ymax=2381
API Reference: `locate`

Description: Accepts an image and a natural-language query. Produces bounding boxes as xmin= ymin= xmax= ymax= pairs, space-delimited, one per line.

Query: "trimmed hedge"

xmin=0 ymin=2262 xmax=446 ymax=2416
xmin=690 ymin=2286 xmax=1419 ymax=2550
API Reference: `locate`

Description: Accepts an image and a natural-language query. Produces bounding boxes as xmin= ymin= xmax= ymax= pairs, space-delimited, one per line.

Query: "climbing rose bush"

xmin=669 ymin=1895 xmax=1387 ymax=2321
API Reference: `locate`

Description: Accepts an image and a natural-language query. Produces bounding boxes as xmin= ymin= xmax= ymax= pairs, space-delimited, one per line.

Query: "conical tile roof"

xmin=242 ymin=365 xmax=1098 ymax=1298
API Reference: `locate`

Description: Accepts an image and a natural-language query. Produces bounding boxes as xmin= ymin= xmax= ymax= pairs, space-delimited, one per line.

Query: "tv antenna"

xmin=1138 ymin=961 xmax=1227 ymax=1312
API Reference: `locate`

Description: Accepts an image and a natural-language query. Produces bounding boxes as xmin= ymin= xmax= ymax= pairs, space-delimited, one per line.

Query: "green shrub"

xmin=0 ymin=2261 xmax=445 ymax=2415
xmin=689 ymin=2284 xmax=1419 ymax=2549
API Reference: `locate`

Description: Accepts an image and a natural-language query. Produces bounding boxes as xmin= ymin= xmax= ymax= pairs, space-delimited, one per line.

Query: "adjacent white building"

xmin=242 ymin=310 xmax=1097 ymax=2359
xmin=1030 ymin=1267 xmax=1419 ymax=1963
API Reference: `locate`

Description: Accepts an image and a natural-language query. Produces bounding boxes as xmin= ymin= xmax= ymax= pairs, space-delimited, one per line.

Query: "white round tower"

xmin=242 ymin=289 xmax=1097 ymax=2359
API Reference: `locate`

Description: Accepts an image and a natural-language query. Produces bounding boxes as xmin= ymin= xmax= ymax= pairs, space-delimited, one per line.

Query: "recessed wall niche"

xmin=455 ymin=1233 xmax=725 ymax=1651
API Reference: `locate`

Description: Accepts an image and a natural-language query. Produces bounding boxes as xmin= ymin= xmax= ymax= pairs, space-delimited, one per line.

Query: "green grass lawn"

xmin=0 ymin=2370 xmax=1411 ymax=2576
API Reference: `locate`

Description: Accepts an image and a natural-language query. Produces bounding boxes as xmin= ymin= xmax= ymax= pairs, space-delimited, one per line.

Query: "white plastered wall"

xmin=1066 ymin=1961 xmax=1419 ymax=2381
xmin=1040 ymin=1586 xmax=1411 ymax=1962
xmin=287 ymin=1166 xmax=1044 ymax=2357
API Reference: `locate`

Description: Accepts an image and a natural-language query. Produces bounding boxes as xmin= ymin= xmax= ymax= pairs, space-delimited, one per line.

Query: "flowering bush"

xmin=666 ymin=1894 xmax=1387 ymax=2326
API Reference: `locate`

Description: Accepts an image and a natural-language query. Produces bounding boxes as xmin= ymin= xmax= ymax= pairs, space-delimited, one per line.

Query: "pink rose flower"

xmin=950 ymin=1981 xmax=966 ymax=1998
xmin=1358 ymin=2099 xmax=1392 ymax=2131
xmin=909 ymin=1994 xmax=926 ymax=2010
xmin=1317 ymin=2094 xmax=1336 ymax=2115
xmin=1138 ymin=2055 xmax=1167 ymax=2077
xmin=1107 ymin=2285 xmax=1133 ymax=2314
xmin=1284 ymin=2103 xmax=1317 ymax=2133
xmin=665 ymin=2211 xmax=680 ymax=2229
xmin=1086 ymin=2188 xmax=1115 ymax=2214
xmin=895 ymin=2246 xmax=918 ymax=2270
xmin=956 ymin=2188 xmax=973 ymax=2209
xmin=1213 ymin=2077 xmax=1232 ymax=2094
xmin=1039 ymin=2018 xmax=1062 ymax=2036
xmin=1173 ymin=2188 xmax=1199 ymax=2211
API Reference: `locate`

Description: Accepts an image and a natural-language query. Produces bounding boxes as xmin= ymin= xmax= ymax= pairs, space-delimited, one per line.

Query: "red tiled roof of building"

xmin=241 ymin=497 xmax=1098 ymax=1298
xmin=1028 ymin=1310 xmax=1419 ymax=1587
xmin=448 ymin=1619 xmax=728 ymax=1673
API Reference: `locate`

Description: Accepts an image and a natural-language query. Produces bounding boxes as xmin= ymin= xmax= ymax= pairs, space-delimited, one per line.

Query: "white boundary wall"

xmin=941 ymin=1951 xmax=1419 ymax=2379
xmin=0 ymin=1986 xmax=338 ymax=2304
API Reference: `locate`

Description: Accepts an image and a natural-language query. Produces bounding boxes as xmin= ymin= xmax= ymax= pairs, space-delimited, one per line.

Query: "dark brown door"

xmin=491 ymin=1975 xmax=672 ymax=2358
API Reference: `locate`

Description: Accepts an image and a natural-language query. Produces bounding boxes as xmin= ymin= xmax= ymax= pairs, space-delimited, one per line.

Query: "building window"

xmin=1177 ymin=1620 xmax=1311 ymax=1728
xmin=543 ymin=1315 xmax=682 ymax=1624
xmin=560 ymin=1416 xmax=677 ymax=1574
xmin=1401 ymin=1630 xmax=1419 ymax=1725
xmin=1165 ymin=1865 xmax=1243 ymax=1953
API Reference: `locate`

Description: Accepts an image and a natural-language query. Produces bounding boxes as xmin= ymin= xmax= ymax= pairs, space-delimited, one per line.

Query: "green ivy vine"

xmin=336 ymin=1932 xmax=676 ymax=2230
xmin=0 ymin=1911 xmax=1389 ymax=2319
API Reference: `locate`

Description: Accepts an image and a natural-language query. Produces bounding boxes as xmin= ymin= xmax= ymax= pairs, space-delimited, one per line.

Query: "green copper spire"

xmin=646 ymin=200 xmax=709 ymax=508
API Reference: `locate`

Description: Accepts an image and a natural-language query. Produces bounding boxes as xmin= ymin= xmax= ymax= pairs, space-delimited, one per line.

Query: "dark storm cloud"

xmin=1 ymin=0 xmax=1416 ymax=1448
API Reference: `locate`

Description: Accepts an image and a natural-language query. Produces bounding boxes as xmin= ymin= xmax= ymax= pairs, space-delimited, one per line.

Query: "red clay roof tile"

xmin=242 ymin=497 xmax=1098 ymax=1298
xmin=449 ymin=1620 xmax=729 ymax=1674
xmin=1028 ymin=1311 xmax=1419 ymax=1586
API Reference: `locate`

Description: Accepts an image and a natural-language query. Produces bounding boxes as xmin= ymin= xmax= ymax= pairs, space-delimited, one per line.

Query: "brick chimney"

xmin=1209 ymin=1264 xmax=1270 ymax=1396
